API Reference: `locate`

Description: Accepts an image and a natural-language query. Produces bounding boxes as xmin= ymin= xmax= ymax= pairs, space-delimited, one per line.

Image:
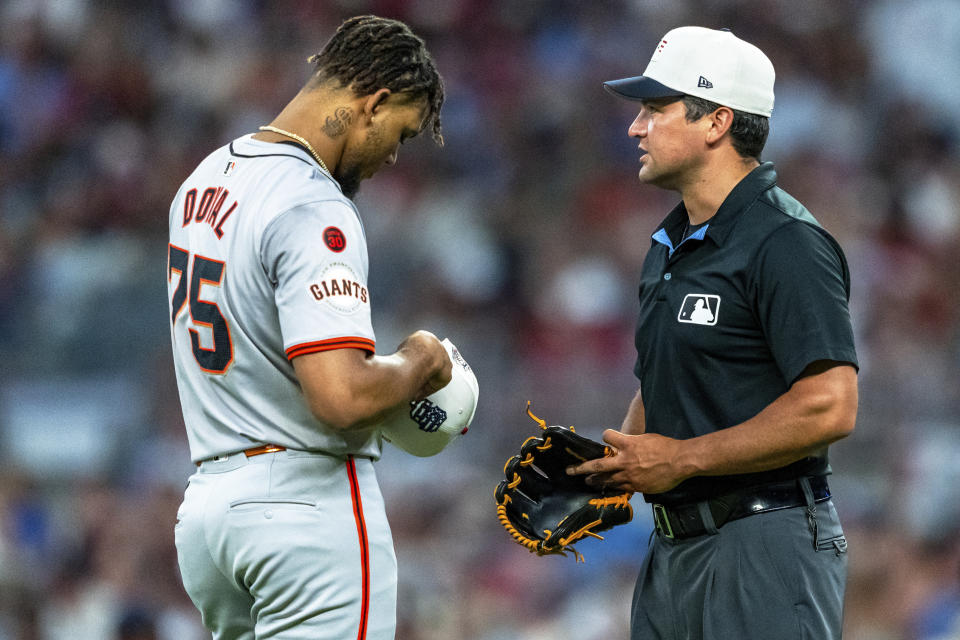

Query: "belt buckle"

xmin=653 ymin=503 xmax=675 ymax=539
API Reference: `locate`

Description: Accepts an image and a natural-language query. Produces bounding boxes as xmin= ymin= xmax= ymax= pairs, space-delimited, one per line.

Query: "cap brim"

xmin=603 ymin=76 xmax=685 ymax=101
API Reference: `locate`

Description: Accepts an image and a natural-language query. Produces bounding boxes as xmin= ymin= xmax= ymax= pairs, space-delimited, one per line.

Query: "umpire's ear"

xmin=704 ymin=105 xmax=735 ymax=146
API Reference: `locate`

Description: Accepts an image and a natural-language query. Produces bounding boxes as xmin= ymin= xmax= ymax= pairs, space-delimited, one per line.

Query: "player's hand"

xmin=398 ymin=330 xmax=453 ymax=400
xmin=415 ymin=368 xmax=451 ymax=400
xmin=566 ymin=430 xmax=690 ymax=494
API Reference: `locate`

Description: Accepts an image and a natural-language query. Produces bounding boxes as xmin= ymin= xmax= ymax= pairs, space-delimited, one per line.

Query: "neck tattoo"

xmin=258 ymin=126 xmax=330 ymax=174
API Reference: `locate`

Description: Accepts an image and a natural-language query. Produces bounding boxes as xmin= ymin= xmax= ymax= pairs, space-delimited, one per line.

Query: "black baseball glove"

xmin=495 ymin=403 xmax=634 ymax=561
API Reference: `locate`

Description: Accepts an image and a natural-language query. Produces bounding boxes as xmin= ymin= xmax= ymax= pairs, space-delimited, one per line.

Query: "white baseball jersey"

xmin=167 ymin=134 xmax=381 ymax=462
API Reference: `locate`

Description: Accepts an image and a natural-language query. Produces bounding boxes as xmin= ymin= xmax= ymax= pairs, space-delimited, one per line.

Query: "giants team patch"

xmin=677 ymin=294 xmax=720 ymax=326
xmin=323 ymin=226 xmax=346 ymax=252
xmin=309 ymin=262 xmax=369 ymax=314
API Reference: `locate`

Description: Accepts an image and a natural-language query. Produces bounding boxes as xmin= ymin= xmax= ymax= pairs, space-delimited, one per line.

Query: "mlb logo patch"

xmin=677 ymin=294 xmax=720 ymax=326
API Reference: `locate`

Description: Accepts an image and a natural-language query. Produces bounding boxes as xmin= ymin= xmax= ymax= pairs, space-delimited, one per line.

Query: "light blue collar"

xmin=652 ymin=224 xmax=709 ymax=257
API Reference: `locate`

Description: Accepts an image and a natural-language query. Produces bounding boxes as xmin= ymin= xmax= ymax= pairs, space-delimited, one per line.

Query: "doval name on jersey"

xmin=181 ymin=186 xmax=237 ymax=239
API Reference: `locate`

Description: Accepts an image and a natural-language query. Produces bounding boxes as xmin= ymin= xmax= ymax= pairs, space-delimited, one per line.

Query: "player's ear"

xmin=363 ymin=89 xmax=392 ymax=122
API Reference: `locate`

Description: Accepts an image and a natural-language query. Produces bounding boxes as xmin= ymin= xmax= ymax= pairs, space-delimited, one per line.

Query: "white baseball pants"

xmin=175 ymin=450 xmax=396 ymax=639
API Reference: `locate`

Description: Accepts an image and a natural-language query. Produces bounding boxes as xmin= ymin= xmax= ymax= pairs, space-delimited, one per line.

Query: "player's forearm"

xmin=620 ymin=388 xmax=646 ymax=435
xmin=293 ymin=334 xmax=450 ymax=431
xmin=676 ymin=364 xmax=857 ymax=479
xmin=345 ymin=350 xmax=447 ymax=428
xmin=325 ymin=353 xmax=446 ymax=431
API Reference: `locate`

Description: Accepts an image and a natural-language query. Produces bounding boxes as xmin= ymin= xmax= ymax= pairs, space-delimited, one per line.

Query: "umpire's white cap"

xmin=604 ymin=26 xmax=775 ymax=117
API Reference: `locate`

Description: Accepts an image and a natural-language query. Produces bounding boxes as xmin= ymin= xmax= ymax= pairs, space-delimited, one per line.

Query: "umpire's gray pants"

xmin=631 ymin=497 xmax=848 ymax=640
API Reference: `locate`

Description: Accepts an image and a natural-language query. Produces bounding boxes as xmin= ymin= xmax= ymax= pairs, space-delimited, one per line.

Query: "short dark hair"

xmin=308 ymin=15 xmax=445 ymax=145
xmin=681 ymin=95 xmax=769 ymax=160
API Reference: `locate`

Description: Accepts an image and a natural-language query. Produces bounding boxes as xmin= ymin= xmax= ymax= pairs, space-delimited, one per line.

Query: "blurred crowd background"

xmin=1 ymin=0 xmax=959 ymax=638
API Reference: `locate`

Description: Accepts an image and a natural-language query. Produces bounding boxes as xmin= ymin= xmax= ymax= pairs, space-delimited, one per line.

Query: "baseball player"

xmin=568 ymin=27 xmax=858 ymax=639
xmin=167 ymin=16 xmax=448 ymax=640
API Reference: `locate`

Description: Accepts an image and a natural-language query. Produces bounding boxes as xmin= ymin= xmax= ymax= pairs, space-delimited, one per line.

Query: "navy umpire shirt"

xmin=634 ymin=162 xmax=858 ymax=506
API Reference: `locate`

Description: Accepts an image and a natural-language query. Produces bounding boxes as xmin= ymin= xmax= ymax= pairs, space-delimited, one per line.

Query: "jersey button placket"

xmin=656 ymin=271 xmax=672 ymax=301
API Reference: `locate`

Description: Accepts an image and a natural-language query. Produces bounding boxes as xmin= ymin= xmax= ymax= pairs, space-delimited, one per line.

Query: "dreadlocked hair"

xmin=308 ymin=15 xmax=445 ymax=146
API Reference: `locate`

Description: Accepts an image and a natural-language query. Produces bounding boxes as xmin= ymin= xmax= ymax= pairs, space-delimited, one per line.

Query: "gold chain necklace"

xmin=258 ymin=125 xmax=330 ymax=174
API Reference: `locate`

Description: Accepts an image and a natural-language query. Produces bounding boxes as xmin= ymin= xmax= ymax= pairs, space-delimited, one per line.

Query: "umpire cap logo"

xmin=677 ymin=294 xmax=720 ymax=326
xmin=410 ymin=399 xmax=448 ymax=432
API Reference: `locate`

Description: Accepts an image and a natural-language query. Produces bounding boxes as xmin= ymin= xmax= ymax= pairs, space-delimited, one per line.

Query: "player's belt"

xmin=195 ymin=444 xmax=286 ymax=466
xmin=243 ymin=443 xmax=286 ymax=457
xmin=651 ymin=475 xmax=831 ymax=540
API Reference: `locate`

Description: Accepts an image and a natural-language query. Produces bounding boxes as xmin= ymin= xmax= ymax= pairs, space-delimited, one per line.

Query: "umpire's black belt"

xmin=651 ymin=476 xmax=830 ymax=540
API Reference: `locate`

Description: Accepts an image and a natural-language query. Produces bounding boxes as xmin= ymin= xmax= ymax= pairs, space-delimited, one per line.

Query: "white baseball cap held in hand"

xmin=380 ymin=338 xmax=479 ymax=457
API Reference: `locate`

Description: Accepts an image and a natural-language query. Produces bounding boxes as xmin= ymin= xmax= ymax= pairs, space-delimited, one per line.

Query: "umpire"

xmin=568 ymin=26 xmax=858 ymax=639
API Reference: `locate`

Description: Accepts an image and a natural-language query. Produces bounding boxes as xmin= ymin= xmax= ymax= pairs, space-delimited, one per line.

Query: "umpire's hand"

xmin=566 ymin=430 xmax=690 ymax=494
